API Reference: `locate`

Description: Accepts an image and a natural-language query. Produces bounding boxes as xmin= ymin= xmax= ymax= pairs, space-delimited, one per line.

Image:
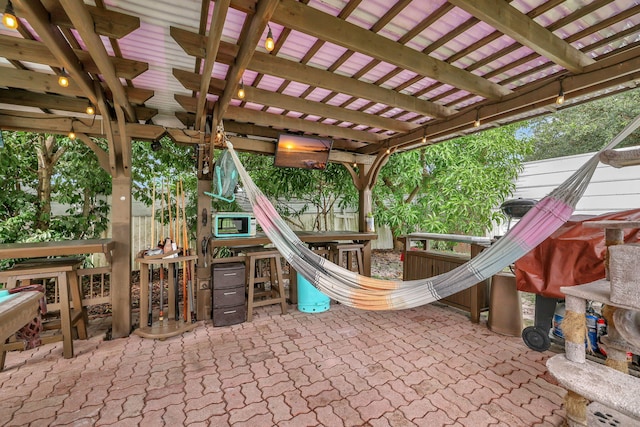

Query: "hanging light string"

xmin=237 ymin=79 xmax=245 ymax=99
xmin=68 ymin=119 xmax=76 ymax=140
xmin=556 ymin=78 xmax=565 ymax=105
xmin=2 ymin=1 xmax=18 ymax=30
xmin=58 ymin=68 xmax=70 ymax=87
xmin=265 ymin=25 xmax=275 ymax=52
xmin=474 ymin=108 xmax=481 ymax=127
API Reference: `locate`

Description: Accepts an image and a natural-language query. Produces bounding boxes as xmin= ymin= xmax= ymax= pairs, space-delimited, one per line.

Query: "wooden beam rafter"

xmin=0 ymin=89 xmax=156 ymax=121
xmin=0 ymin=35 xmax=149 ymax=80
xmin=214 ymin=0 xmax=280 ymax=125
xmin=378 ymin=45 xmax=640 ymax=153
xmin=13 ymin=0 xmax=98 ymax=106
xmin=224 ymin=105 xmax=383 ymax=143
xmin=59 ymin=0 xmax=137 ymax=122
xmin=272 ymin=0 xmax=511 ymax=100
xmin=171 ymin=27 xmax=455 ymax=119
xmin=37 ymin=0 xmax=140 ymax=39
xmin=174 ymin=72 xmax=417 ymax=133
xmin=195 ymin=0 xmax=230 ymax=134
xmin=449 ymin=0 xmax=595 ymax=73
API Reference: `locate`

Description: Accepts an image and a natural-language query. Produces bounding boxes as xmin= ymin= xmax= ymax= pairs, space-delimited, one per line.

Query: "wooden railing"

xmin=402 ymin=233 xmax=490 ymax=323
xmin=1 ymin=267 xmax=111 ymax=313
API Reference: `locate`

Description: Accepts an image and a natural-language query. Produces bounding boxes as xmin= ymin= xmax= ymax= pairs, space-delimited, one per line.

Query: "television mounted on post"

xmin=274 ymin=134 xmax=333 ymax=170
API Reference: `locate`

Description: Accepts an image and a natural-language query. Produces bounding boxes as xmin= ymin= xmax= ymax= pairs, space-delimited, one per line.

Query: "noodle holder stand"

xmin=134 ymin=254 xmax=198 ymax=339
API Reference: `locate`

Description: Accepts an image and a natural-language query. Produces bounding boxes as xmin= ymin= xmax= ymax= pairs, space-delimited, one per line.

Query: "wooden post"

xmin=111 ymin=173 xmax=132 ymax=338
xmin=358 ymin=184 xmax=372 ymax=232
xmin=196 ymin=144 xmax=213 ymax=320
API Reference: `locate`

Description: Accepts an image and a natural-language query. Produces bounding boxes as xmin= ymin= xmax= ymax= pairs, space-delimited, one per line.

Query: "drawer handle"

xmin=223 ymin=273 xmax=237 ymax=276
xmin=223 ymin=310 xmax=237 ymax=314
xmin=223 ymin=291 xmax=237 ymax=296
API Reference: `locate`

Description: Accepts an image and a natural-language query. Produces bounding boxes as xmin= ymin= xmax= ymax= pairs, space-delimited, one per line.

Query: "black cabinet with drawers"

xmin=212 ymin=262 xmax=246 ymax=326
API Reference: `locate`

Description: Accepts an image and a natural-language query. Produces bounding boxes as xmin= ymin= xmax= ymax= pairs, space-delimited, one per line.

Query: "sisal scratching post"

xmin=561 ymin=300 xmax=588 ymax=425
xmin=564 ymin=390 xmax=588 ymax=426
xmin=563 ymin=297 xmax=587 ymax=363
xmin=601 ymin=305 xmax=630 ymax=374
xmin=603 ymin=228 xmax=624 ymax=280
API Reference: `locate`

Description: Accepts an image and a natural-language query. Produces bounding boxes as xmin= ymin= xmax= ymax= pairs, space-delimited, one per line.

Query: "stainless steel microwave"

xmin=212 ymin=213 xmax=255 ymax=237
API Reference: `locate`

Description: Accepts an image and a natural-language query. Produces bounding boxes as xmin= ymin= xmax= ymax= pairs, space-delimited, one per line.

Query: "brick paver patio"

xmin=0 ymin=302 xmax=566 ymax=426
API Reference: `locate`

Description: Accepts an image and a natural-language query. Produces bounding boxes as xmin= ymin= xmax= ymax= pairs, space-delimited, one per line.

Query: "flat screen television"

xmin=274 ymin=134 xmax=333 ymax=170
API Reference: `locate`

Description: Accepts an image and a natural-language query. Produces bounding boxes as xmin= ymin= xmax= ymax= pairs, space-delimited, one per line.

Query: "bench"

xmin=0 ymin=291 xmax=44 ymax=370
xmin=0 ymin=257 xmax=88 ymax=359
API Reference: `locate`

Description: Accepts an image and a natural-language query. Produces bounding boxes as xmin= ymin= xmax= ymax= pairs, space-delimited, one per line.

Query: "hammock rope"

xmin=221 ymin=114 xmax=640 ymax=311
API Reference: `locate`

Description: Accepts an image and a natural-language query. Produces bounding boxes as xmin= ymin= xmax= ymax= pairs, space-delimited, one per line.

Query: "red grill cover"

xmin=514 ymin=209 xmax=640 ymax=298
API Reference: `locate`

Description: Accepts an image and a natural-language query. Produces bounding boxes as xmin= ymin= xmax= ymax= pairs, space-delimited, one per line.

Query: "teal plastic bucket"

xmin=297 ymin=272 xmax=329 ymax=313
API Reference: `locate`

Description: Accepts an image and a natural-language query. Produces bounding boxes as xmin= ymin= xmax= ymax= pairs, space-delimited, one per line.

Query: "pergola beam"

xmin=174 ymin=71 xmax=418 ymax=133
xmin=214 ymin=0 xmax=280 ymax=125
xmin=195 ymin=0 xmax=230 ymax=133
xmin=38 ymin=0 xmax=140 ymax=39
xmin=224 ymin=105 xmax=384 ymax=143
xmin=272 ymin=0 xmax=512 ymax=100
xmin=449 ymin=0 xmax=594 ymax=73
xmin=381 ymin=45 xmax=640 ymax=153
xmin=60 ymin=0 xmax=137 ymax=123
xmin=0 ymin=35 xmax=149 ymax=80
xmin=171 ymin=27 xmax=455 ymax=119
xmin=0 ymin=88 xmax=157 ymax=121
xmin=13 ymin=0 xmax=98 ymax=106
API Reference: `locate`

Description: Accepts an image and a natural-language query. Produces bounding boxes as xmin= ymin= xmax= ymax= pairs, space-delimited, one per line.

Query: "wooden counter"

xmin=210 ymin=231 xmax=378 ymax=304
xmin=0 ymin=239 xmax=114 ymax=262
xmin=210 ymin=230 xmax=378 ymax=276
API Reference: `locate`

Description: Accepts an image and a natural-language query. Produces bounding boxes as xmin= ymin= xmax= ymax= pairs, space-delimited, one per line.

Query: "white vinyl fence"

xmin=494 ymin=148 xmax=640 ymax=236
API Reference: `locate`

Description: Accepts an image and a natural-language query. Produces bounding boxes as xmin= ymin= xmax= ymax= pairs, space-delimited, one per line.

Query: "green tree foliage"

xmin=374 ymin=124 xmax=533 ymax=240
xmin=0 ymin=131 xmax=111 ymax=245
xmin=241 ymin=153 xmax=356 ymax=231
xmin=131 ymin=136 xmax=197 ymax=243
xmin=0 ymin=132 xmax=198 ymax=262
xmin=526 ymin=88 xmax=640 ymax=160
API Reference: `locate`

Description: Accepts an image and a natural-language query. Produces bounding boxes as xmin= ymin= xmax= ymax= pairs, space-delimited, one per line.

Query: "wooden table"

xmin=0 ymin=239 xmax=114 ymax=262
xmin=210 ymin=231 xmax=378 ymax=303
xmin=210 ymin=231 xmax=377 ymax=273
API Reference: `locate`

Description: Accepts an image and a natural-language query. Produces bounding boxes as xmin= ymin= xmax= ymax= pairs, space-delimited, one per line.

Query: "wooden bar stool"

xmin=244 ymin=249 xmax=287 ymax=321
xmin=308 ymin=241 xmax=337 ymax=260
xmin=329 ymin=243 xmax=365 ymax=274
xmin=0 ymin=257 xmax=87 ymax=359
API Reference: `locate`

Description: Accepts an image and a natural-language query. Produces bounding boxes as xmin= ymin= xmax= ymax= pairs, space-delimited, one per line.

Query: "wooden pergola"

xmin=1 ymin=0 xmax=640 ymax=337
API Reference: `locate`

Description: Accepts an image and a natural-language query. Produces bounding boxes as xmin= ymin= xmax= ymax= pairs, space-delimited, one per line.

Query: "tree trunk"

xmin=34 ymin=134 xmax=66 ymax=230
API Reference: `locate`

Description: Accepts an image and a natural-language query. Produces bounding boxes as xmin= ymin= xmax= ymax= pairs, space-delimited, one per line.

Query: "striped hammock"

xmin=222 ymin=115 xmax=640 ymax=311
